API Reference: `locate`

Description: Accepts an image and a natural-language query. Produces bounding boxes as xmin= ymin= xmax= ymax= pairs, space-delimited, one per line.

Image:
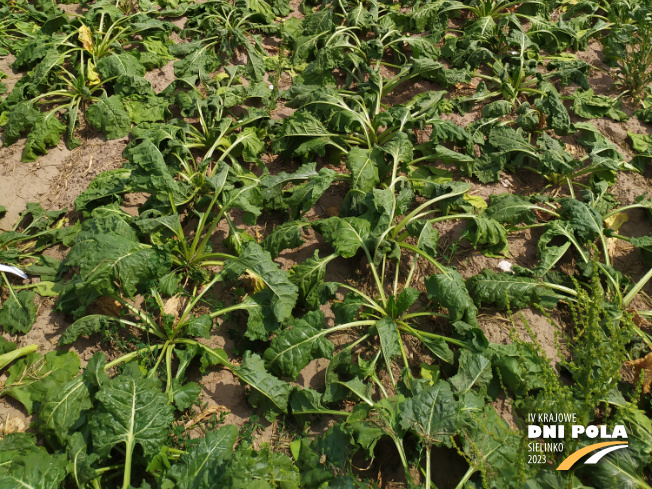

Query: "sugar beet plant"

xmin=0 ymin=5 xmax=176 ymax=161
xmin=3 ymin=0 xmax=652 ymax=487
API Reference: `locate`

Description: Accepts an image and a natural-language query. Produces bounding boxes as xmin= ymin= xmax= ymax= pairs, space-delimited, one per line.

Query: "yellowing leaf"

xmin=244 ymin=270 xmax=266 ymax=293
xmin=605 ymin=212 xmax=629 ymax=231
xmin=87 ymin=60 xmax=101 ymax=86
xmin=605 ymin=212 xmax=629 ymax=258
xmin=78 ymin=25 xmax=93 ymax=53
xmin=464 ymin=193 xmax=488 ymax=210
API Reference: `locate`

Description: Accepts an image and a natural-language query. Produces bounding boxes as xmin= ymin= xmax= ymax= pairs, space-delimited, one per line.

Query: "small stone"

xmin=498 ymin=260 xmax=513 ymax=272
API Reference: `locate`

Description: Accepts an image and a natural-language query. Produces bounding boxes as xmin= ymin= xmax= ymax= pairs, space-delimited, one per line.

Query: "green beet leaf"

xmin=448 ymin=350 xmax=492 ymax=395
xmin=36 ymin=376 xmax=92 ymax=445
xmin=2 ymin=101 xmax=42 ymax=147
xmin=62 ymin=213 xmax=171 ymax=300
xmin=233 ymin=352 xmax=292 ymax=421
xmin=313 ymin=216 xmax=372 ymax=258
xmin=487 ymin=342 xmax=546 ymax=396
xmin=59 ymin=314 xmax=119 ymax=345
xmin=284 ymin=167 xmax=337 ymax=219
xmin=0 ymin=433 xmax=39 ymax=464
xmin=0 ymin=448 xmax=67 ymax=489
xmin=262 ymin=219 xmax=308 ymax=259
xmin=23 ymin=110 xmax=66 ymax=162
xmin=221 ymin=242 xmax=298 ymax=340
xmin=579 ymin=442 xmax=652 ymax=489
xmin=74 ymin=168 xmax=134 ymax=214
xmin=558 ymin=198 xmax=604 ymax=244
xmin=571 ymin=89 xmax=628 ymax=122
xmin=66 ymin=432 xmax=100 ymax=488
xmin=467 ymin=269 xmax=547 ymax=310
xmin=425 ymin=267 xmax=478 ymax=326
xmin=171 ymin=380 xmax=201 ymax=410
xmin=346 ymin=146 xmax=382 ymax=193
xmin=288 ymin=251 xmax=337 ymax=309
xmin=485 ymin=193 xmax=538 ymax=226
xmin=86 ymin=94 xmax=131 ymax=140
xmin=399 ymin=380 xmax=459 ymax=447
xmin=96 ymin=52 xmax=146 ymax=78
xmin=535 ymin=221 xmax=574 ymax=275
xmin=264 ymin=310 xmax=334 ymax=380
xmin=465 ymin=214 xmax=509 ymax=256
xmin=376 ymin=317 xmax=402 ymax=383
xmin=227 ymin=443 xmax=301 ymax=488
xmin=458 ymin=406 xmax=522 ymax=487
xmin=0 ymin=289 xmax=37 ymax=334
xmin=90 ymin=363 xmax=175 ymax=488
xmin=163 ymin=425 xmax=239 ymax=488
xmin=4 ymin=351 xmax=80 ymax=414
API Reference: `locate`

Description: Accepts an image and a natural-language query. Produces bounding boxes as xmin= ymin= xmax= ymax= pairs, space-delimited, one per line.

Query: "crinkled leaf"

xmin=558 ymin=197 xmax=603 ymax=243
xmin=171 ymin=380 xmax=202 ymax=411
xmin=262 ymin=220 xmax=308 ymax=259
xmin=4 ymin=351 xmax=80 ymax=414
xmin=535 ymin=85 xmax=572 ymax=135
xmin=86 ymin=94 xmax=131 ymax=140
xmin=2 ymin=102 xmax=42 ymax=146
xmin=264 ymin=310 xmax=334 ymax=380
xmin=288 ymin=387 xmax=333 ymax=418
xmin=96 ymin=52 xmax=146 ymax=78
xmin=485 ymin=193 xmax=538 ymax=225
xmin=163 ymin=425 xmax=238 ymax=488
xmin=232 ymin=352 xmax=292 ymax=421
xmin=124 ymin=139 xmax=185 ymax=200
xmin=387 ymin=287 xmax=420 ymax=318
xmin=467 ymin=269 xmax=549 ymax=310
xmin=313 ymin=216 xmax=371 ymax=258
xmin=186 ymin=314 xmax=213 ymax=339
xmin=271 ymin=111 xmax=337 ymax=157
xmin=459 ymin=406 xmax=522 ymax=486
xmin=63 ymin=213 xmax=171 ymax=299
xmin=36 ymin=376 xmax=91 ymax=445
xmin=221 ymin=242 xmax=298 ymax=339
xmin=284 ymin=167 xmax=337 ymax=219
xmin=571 ymin=89 xmax=627 ymax=121
xmin=23 ymin=110 xmax=66 ymax=161
xmin=60 ymin=314 xmax=119 ymax=345
xmin=90 ymin=364 xmax=175 ymax=459
xmin=74 ymin=168 xmax=133 ymax=214
xmin=425 ymin=268 xmax=478 ymax=326
xmin=399 ymin=380 xmax=459 ymax=447
xmin=227 ymin=443 xmax=300 ymax=488
xmin=66 ymin=432 xmax=100 ymax=487
xmin=0 ymin=449 xmax=67 ymax=489
xmin=482 ymin=100 xmax=512 ymax=118
xmin=486 ymin=342 xmax=546 ymax=396
xmin=288 ymin=251 xmax=337 ymax=309
xmin=448 ymin=350 xmax=492 ymax=394
xmin=0 ymin=290 xmax=37 ymax=334
xmin=465 ymin=215 xmax=509 ymax=256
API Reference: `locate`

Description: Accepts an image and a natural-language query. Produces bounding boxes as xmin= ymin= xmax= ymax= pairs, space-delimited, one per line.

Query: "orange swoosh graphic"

xmin=557 ymin=441 xmax=628 ymax=470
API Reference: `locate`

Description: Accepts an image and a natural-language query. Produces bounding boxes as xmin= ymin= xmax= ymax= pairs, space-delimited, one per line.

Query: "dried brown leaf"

xmin=626 ymin=352 xmax=652 ymax=393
